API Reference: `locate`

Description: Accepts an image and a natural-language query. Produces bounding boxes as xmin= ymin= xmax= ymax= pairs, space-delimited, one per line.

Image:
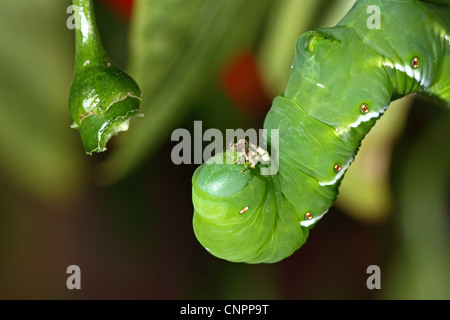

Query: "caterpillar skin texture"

xmin=192 ymin=0 xmax=450 ymax=263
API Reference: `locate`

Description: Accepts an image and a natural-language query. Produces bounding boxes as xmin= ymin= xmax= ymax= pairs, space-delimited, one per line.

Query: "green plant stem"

xmin=73 ymin=0 xmax=109 ymax=71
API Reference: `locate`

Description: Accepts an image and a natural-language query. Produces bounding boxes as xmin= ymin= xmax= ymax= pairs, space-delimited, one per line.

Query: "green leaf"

xmin=384 ymin=108 xmax=450 ymax=299
xmin=0 ymin=0 xmax=86 ymax=201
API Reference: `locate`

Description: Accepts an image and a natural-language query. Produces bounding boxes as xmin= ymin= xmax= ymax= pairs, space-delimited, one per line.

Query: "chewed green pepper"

xmin=68 ymin=0 xmax=142 ymax=154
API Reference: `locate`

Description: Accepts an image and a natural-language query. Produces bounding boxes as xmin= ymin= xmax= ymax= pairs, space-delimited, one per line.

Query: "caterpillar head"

xmin=192 ymin=142 xmax=308 ymax=264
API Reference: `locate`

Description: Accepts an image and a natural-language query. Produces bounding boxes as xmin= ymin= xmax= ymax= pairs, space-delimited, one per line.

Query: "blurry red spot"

xmin=219 ymin=50 xmax=271 ymax=114
xmin=99 ymin=0 xmax=134 ymax=22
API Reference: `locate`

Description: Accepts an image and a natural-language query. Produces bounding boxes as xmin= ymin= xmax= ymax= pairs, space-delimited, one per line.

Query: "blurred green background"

xmin=0 ymin=0 xmax=448 ymax=299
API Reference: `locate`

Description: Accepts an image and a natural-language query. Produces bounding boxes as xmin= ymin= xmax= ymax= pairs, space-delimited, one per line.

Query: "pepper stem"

xmin=72 ymin=0 xmax=109 ymax=70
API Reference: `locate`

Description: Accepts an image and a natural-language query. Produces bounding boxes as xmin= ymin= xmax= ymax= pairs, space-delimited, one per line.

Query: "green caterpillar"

xmin=192 ymin=0 xmax=450 ymax=263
